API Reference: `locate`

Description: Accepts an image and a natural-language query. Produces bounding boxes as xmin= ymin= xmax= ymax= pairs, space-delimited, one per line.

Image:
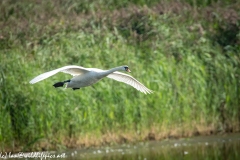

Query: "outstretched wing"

xmin=107 ymin=72 xmax=153 ymax=94
xmin=29 ymin=65 xmax=90 ymax=84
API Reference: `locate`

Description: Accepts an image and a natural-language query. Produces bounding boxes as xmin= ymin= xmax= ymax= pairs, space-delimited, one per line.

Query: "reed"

xmin=0 ymin=0 xmax=239 ymax=151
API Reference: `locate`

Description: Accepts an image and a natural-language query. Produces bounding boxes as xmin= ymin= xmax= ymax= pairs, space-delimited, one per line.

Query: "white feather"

xmin=29 ymin=65 xmax=153 ymax=94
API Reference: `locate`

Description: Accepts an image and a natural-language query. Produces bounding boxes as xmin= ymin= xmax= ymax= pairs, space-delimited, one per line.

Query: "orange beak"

xmin=126 ymin=68 xmax=131 ymax=72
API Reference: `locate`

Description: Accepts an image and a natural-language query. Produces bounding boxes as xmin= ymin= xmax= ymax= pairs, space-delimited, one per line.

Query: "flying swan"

xmin=29 ymin=65 xmax=153 ymax=94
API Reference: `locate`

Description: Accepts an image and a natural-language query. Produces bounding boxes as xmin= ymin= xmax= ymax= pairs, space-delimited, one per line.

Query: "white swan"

xmin=29 ymin=65 xmax=153 ymax=94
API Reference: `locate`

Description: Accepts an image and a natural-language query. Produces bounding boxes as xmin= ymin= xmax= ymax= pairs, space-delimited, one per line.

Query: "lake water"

xmin=5 ymin=133 xmax=240 ymax=160
xmin=63 ymin=133 xmax=240 ymax=160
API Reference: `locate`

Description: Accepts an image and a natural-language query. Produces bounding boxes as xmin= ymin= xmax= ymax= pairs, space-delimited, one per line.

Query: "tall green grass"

xmin=0 ymin=0 xmax=239 ymax=151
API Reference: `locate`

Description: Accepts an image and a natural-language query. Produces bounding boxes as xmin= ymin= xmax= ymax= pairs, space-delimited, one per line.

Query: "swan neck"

xmin=103 ymin=66 xmax=123 ymax=75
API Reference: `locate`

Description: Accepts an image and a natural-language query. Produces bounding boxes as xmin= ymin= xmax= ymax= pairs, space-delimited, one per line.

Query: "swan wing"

xmin=107 ymin=72 xmax=153 ymax=94
xmin=29 ymin=65 xmax=90 ymax=84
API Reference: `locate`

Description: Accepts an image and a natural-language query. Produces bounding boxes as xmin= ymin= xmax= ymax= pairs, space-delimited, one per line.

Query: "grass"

xmin=0 ymin=0 xmax=240 ymax=151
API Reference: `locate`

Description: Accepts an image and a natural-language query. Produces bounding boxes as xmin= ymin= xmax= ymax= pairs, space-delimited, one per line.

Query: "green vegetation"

xmin=0 ymin=0 xmax=239 ymax=151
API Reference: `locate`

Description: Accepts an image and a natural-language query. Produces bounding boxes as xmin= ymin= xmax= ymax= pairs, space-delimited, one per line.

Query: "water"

xmin=65 ymin=133 xmax=240 ymax=160
xmin=5 ymin=133 xmax=240 ymax=160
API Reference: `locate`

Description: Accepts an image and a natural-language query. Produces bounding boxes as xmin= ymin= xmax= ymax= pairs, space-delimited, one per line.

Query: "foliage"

xmin=0 ymin=0 xmax=239 ymax=151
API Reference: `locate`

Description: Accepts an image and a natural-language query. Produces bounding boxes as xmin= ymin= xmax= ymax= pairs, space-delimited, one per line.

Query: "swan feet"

xmin=72 ymin=88 xmax=80 ymax=90
xmin=53 ymin=80 xmax=70 ymax=88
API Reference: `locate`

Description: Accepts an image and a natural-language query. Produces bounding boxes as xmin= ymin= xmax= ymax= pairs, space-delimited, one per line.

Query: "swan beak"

xmin=126 ymin=68 xmax=131 ymax=72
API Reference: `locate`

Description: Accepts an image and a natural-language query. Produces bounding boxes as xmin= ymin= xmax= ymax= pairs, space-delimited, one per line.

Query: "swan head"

xmin=123 ymin=66 xmax=131 ymax=72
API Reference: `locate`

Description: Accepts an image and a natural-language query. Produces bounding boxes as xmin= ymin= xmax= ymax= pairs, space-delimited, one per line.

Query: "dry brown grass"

xmin=1 ymin=1 xmax=239 ymax=45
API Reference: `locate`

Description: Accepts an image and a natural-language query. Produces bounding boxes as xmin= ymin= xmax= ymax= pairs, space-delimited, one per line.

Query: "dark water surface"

xmin=6 ymin=133 xmax=240 ymax=160
xmin=61 ymin=133 xmax=240 ymax=160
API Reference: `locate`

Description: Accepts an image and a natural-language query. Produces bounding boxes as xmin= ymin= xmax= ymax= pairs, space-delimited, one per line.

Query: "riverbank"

xmin=3 ymin=133 xmax=240 ymax=160
xmin=4 ymin=123 xmax=240 ymax=152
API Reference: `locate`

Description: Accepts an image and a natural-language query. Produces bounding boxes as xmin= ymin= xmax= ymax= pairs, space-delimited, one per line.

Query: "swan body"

xmin=29 ymin=65 xmax=153 ymax=94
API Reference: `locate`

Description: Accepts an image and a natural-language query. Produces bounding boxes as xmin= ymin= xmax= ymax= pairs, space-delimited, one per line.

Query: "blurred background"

xmin=0 ymin=0 xmax=239 ymax=152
